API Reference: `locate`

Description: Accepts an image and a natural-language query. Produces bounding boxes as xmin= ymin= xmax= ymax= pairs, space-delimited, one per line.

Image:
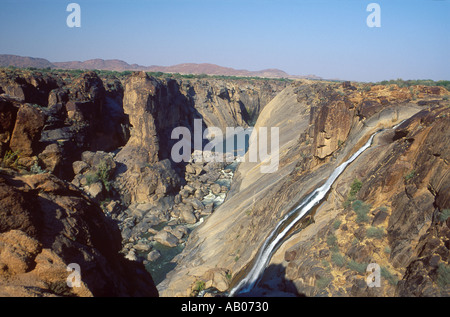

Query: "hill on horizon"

xmin=0 ymin=54 xmax=321 ymax=80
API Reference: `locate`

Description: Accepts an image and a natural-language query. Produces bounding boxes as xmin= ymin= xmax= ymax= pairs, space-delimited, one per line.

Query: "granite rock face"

xmin=158 ymin=81 xmax=450 ymax=297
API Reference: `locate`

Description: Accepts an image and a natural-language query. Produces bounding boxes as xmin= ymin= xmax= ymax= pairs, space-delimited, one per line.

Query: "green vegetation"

xmin=366 ymin=226 xmax=386 ymax=239
xmin=321 ymin=259 xmax=331 ymax=270
xmin=344 ymin=178 xmax=363 ymax=208
xmin=85 ymin=172 xmax=99 ymax=186
xmin=193 ymin=280 xmax=206 ymax=293
xmin=438 ymin=209 xmax=450 ymax=222
xmin=381 ymin=266 xmax=399 ymax=286
xmin=85 ymin=159 xmax=113 ymax=191
xmin=331 ymin=252 xmax=346 ymax=268
xmin=30 ymin=161 xmax=46 ymax=174
xmin=30 ymin=103 xmax=44 ymax=109
xmin=347 ymin=260 xmax=368 ymax=274
xmin=375 ymin=79 xmax=450 ymax=91
xmin=404 ymin=169 xmax=416 ymax=181
xmin=350 ymin=178 xmax=363 ymax=197
xmin=333 ymin=220 xmax=342 ymax=230
xmin=149 ymin=72 xmax=292 ymax=82
xmin=316 ymin=276 xmax=333 ymax=289
xmin=96 ymin=160 xmax=113 ymax=191
xmin=0 ymin=66 xmax=292 ymax=83
xmin=437 ymin=263 xmax=450 ymax=288
xmin=326 ymin=234 xmax=338 ymax=248
xmin=360 ymin=85 xmax=372 ymax=92
xmin=0 ymin=150 xmax=20 ymax=169
xmin=352 ymin=200 xmax=371 ymax=223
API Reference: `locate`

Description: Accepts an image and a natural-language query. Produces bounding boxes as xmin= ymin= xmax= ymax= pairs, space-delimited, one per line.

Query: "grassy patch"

xmin=375 ymin=79 xmax=450 ymax=91
xmin=225 ymin=271 xmax=232 ymax=282
xmin=1 ymin=150 xmax=21 ymax=169
xmin=97 ymin=160 xmax=113 ymax=191
xmin=85 ymin=172 xmax=99 ymax=186
xmin=437 ymin=263 xmax=450 ymax=288
xmin=85 ymin=159 xmax=113 ymax=192
xmin=352 ymin=200 xmax=371 ymax=223
xmin=333 ymin=220 xmax=342 ymax=230
xmin=404 ymin=169 xmax=416 ymax=181
xmin=381 ymin=267 xmax=399 ymax=286
xmin=192 ymin=280 xmax=206 ymax=295
xmin=326 ymin=234 xmax=338 ymax=247
xmin=350 ymin=178 xmax=362 ymax=197
xmin=438 ymin=209 xmax=450 ymax=222
xmin=316 ymin=276 xmax=333 ymax=289
xmin=366 ymin=226 xmax=386 ymax=239
xmin=347 ymin=260 xmax=368 ymax=274
xmin=344 ymin=178 xmax=363 ymax=208
xmin=331 ymin=252 xmax=347 ymax=268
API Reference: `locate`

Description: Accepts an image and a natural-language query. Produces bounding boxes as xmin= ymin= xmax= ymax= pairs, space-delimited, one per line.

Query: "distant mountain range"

xmin=0 ymin=54 xmax=321 ymax=80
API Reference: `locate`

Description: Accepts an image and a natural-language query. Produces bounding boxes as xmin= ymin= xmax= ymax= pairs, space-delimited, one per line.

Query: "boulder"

xmin=147 ymin=250 xmax=161 ymax=262
xmin=125 ymin=249 xmax=137 ymax=261
xmin=201 ymin=203 xmax=214 ymax=216
xmin=0 ymin=97 xmax=18 ymax=154
xmin=194 ymin=189 xmax=205 ymax=200
xmin=171 ymin=226 xmax=189 ymax=240
xmin=48 ymin=88 xmax=69 ymax=107
xmin=72 ymin=160 xmax=89 ymax=175
xmin=189 ymin=198 xmax=205 ymax=210
xmin=185 ymin=164 xmax=197 ymax=175
xmin=86 ymin=182 xmax=103 ymax=200
xmin=81 ymin=151 xmax=116 ymax=172
xmin=9 ymin=104 xmax=46 ymax=157
xmin=134 ymin=243 xmax=151 ymax=252
xmin=211 ymin=183 xmax=222 ymax=195
xmin=154 ymin=230 xmax=179 ymax=248
xmin=0 ymin=230 xmax=41 ymax=275
xmin=38 ymin=143 xmax=62 ymax=173
xmin=178 ymin=204 xmax=197 ymax=224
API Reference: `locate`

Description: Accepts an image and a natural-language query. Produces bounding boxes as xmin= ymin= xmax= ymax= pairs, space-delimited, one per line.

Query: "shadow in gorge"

xmin=235 ymin=264 xmax=305 ymax=297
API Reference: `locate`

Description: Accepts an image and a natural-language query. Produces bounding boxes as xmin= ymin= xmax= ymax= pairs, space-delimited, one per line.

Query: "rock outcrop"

xmin=10 ymin=104 xmax=46 ymax=158
xmin=114 ymin=72 xmax=285 ymax=205
xmin=0 ymin=170 xmax=158 ymax=297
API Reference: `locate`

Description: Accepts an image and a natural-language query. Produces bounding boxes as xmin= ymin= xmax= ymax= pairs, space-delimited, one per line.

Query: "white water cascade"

xmin=229 ymin=127 xmax=388 ymax=296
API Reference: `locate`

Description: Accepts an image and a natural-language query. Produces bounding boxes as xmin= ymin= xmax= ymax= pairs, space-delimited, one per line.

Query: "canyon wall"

xmin=1 ymin=67 xmax=448 ymax=297
xmin=159 ymin=81 xmax=450 ymax=297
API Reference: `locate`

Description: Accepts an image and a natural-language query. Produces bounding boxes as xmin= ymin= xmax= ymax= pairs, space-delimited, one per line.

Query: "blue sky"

xmin=0 ymin=0 xmax=448 ymax=82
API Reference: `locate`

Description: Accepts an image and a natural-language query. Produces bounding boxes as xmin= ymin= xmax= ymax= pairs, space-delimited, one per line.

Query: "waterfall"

xmin=229 ymin=129 xmax=384 ymax=296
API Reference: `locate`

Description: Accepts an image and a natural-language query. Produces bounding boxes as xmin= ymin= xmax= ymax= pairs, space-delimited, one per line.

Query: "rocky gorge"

xmin=158 ymin=81 xmax=450 ymax=297
xmin=0 ymin=67 xmax=287 ymax=296
xmin=0 ymin=66 xmax=448 ymax=297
